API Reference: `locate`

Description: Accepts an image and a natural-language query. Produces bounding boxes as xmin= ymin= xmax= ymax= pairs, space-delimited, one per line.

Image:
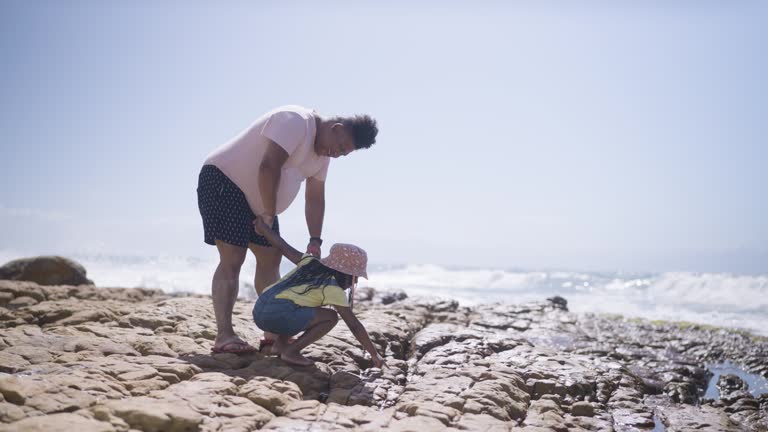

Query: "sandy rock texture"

xmin=0 ymin=280 xmax=766 ymax=431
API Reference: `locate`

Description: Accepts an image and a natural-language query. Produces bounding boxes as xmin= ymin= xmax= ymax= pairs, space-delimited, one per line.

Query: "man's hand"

xmin=260 ymin=214 xmax=275 ymax=228
xmin=306 ymin=239 xmax=321 ymax=257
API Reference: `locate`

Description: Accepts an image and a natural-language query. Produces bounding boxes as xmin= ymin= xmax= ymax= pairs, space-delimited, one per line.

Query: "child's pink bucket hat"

xmin=320 ymin=243 xmax=368 ymax=279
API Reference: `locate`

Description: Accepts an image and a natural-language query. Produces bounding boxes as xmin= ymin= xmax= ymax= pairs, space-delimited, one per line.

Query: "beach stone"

xmin=162 ymin=335 xmax=205 ymax=356
xmin=25 ymin=388 xmax=96 ymax=414
xmin=25 ymin=303 xmax=75 ymax=325
xmin=3 ymin=345 xmax=54 ymax=364
xmin=127 ymin=314 xmax=177 ymax=330
xmin=7 ymin=296 xmax=38 ymax=308
xmin=74 ymin=337 xmax=140 ymax=357
xmin=547 ymin=295 xmax=568 ymax=310
xmin=130 ymin=337 xmax=178 ymax=357
xmin=0 ymin=256 xmax=93 ymax=286
xmin=0 ymin=292 xmax=13 ymax=307
xmin=0 ymin=373 xmax=45 ymax=404
xmin=717 ymin=374 xmax=748 ymax=397
xmin=197 ymin=396 xmax=274 ymax=431
xmin=0 ymin=400 xmax=27 ymax=423
xmin=102 ymin=397 xmax=201 ymax=432
xmin=659 ymin=404 xmax=742 ymax=431
xmin=167 ymin=372 xmax=239 ymax=397
xmin=0 ymin=281 xmax=48 ymax=303
xmin=523 ymin=398 xmax=566 ymax=429
xmin=238 ymin=376 xmax=302 ymax=415
xmin=158 ymin=378 xmax=275 ymax=430
xmin=56 ymin=309 xmax=116 ymax=326
xmin=0 ymin=412 xmax=116 ymax=432
xmin=0 ymin=351 xmax=30 ymax=373
xmin=461 ymin=375 xmax=529 ymax=420
xmin=389 ymin=414 xmax=446 ymax=432
xmin=398 ymin=401 xmax=461 ymax=426
xmin=380 ymin=289 xmax=408 ymax=305
xmin=124 ymin=377 xmax=171 ymax=395
xmin=452 ymin=413 xmax=512 ymax=431
xmin=571 ymin=401 xmax=595 ymax=417
xmin=0 ymin=371 xmax=117 ymax=416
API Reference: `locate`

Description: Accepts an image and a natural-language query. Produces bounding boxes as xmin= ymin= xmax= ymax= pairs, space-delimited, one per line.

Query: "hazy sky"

xmin=1 ymin=1 xmax=766 ymax=274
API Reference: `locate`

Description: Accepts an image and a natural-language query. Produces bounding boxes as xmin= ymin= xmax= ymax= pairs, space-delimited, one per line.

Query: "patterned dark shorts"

xmin=197 ymin=164 xmax=279 ymax=248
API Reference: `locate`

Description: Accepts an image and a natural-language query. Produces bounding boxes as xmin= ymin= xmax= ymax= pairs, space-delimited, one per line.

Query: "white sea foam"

xmin=367 ymin=264 xmax=768 ymax=335
xmin=1 ymin=250 xmax=766 ymax=335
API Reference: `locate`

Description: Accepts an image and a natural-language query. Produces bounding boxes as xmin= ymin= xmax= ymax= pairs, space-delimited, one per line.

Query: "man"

xmin=197 ymin=105 xmax=378 ymax=353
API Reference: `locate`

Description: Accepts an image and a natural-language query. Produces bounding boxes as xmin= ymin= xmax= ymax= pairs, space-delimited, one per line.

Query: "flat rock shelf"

xmin=0 ymin=280 xmax=766 ymax=431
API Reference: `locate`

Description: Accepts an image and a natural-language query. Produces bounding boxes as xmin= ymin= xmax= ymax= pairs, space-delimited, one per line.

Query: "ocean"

xmin=2 ymin=251 xmax=766 ymax=336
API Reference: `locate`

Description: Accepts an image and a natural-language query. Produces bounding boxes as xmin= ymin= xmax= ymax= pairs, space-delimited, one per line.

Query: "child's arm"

xmin=334 ymin=306 xmax=387 ymax=369
xmin=252 ymin=217 xmax=304 ymax=265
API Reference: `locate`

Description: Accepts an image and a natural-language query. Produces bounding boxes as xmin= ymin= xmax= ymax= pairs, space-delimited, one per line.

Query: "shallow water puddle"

xmin=651 ymin=414 xmax=666 ymax=432
xmin=704 ymin=361 xmax=768 ymax=399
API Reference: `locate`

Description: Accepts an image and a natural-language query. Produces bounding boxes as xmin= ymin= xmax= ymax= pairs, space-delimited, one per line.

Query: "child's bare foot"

xmin=272 ymin=337 xmax=289 ymax=356
xmin=259 ymin=336 xmax=297 ymax=356
xmin=280 ymin=350 xmax=314 ymax=367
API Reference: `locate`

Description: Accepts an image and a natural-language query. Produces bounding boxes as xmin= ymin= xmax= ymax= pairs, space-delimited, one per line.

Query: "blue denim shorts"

xmin=253 ymin=297 xmax=317 ymax=336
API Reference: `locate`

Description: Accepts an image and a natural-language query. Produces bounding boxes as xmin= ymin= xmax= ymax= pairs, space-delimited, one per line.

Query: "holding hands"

xmin=253 ymin=216 xmax=322 ymax=258
xmin=306 ymin=238 xmax=322 ymax=258
xmin=252 ymin=216 xmax=272 ymax=236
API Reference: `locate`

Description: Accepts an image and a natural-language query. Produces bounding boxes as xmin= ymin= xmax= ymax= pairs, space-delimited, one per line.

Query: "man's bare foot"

xmin=280 ymin=350 xmax=314 ymax=367
xmin=214 ymin=334 xmax=244 ymax=348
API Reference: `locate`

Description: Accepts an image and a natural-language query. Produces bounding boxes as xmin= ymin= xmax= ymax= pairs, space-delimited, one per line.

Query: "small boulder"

xmin=102 ymin=397 xmax=201 ymax=432
xmin=0 ymin=412 xmax=116 ymax=432
xmin=6 ymin=296 xmax=38 ymax=308
xmin=571 ymin=401 xmax=595 ymax=417
xmin=547 ymin=295 xmax=568 ymax=310
xmin=0 ymin=292 xmax=13 ymax=307
xmin=380 ymin=289 xmax=408 ymax=305
xmin=717 ymin=374 xmax=748 ymax=396
xmin=0 ymin=256 xmax=94 ymax=286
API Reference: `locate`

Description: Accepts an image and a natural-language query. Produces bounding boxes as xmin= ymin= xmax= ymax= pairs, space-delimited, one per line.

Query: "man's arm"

xmin=258 ymin=139 xmax=289 ymax=226
xmin=305 ymin=177 xmax=325 ymax=256
xmin=334 ymin=306 xmax=386 ymax=368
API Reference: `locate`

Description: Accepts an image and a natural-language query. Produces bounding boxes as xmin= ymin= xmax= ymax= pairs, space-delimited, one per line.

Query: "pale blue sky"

xmin=1 ymin=1 xmax=766 ymax=273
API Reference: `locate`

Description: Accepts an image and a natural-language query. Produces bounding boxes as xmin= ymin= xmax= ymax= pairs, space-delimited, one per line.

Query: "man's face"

xmin=320 ymin=124 xmax=356 ymax=158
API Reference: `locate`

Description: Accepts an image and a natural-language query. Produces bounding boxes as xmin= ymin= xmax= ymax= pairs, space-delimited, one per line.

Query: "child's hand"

xmin=306 ymin=240 xmax=321 ymax=258
xmin=372 ymin=353 xmax=387 ymax=369
xmin=252 ymin=217 xmax=271 ymax=235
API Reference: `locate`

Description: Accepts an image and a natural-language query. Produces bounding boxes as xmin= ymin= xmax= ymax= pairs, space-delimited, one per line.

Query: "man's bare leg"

xmin=249 ymin=242 xmax=282 ymax=343
xmin=212 ymin=240 xmax=250 ymax=350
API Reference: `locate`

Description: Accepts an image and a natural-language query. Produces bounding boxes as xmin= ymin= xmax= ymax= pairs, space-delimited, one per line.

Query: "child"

xmin=251 ymin=217 xmax=387 ymax=368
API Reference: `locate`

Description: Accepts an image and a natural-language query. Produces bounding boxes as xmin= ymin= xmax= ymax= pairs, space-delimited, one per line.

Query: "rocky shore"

xmin=1 ymin=279 xmax=767 ymax=431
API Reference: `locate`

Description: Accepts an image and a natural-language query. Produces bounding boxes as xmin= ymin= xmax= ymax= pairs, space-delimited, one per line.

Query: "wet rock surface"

xmin=0 ymin=279 xmax=766 ymax=431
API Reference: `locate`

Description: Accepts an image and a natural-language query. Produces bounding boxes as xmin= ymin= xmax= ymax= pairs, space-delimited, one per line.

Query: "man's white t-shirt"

xmin=204 ymin=105 xmax=330 ymax=216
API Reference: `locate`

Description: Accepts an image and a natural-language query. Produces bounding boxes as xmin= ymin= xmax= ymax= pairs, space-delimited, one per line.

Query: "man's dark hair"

xmin=337 ymin=115 xmax=378 ymax=149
